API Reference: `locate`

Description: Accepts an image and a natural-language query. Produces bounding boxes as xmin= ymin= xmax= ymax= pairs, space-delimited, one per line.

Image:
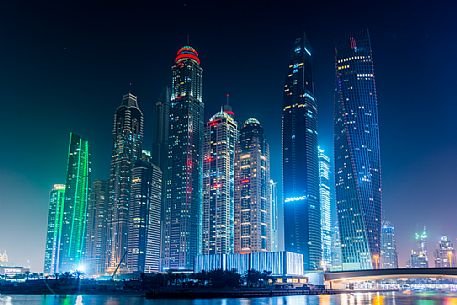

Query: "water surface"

xmin=1 ymin=292 xmax=457 ymax=305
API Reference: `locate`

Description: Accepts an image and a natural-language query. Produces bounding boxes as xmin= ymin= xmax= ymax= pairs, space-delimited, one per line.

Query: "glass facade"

xmin=195 ymin=251 xmax=304 ymax=276
xmin=334 ymin=30 xmax=382 ymax=270
xmin=127 ymin=154 xmax=162 ymax=273
xmin=59 ymin=132 xmax=91 ymax=272
xmin=234 ymin=118 xmax=271 ymax=254
xmin=108 ymin=93 xmax=144 ymax=274
xmin=44 ymin=184 xmax=65 ymax=274
xmin=318 ymin=148 xmax=332 ymax=269
xmin=84 ymin=179 xmax=109 ymax=275
xmin=409 ymin=227 xmax=429 ymax=268
xmin=270 ymin=180 xmax=280 ymax=252
xmin=434 ymin=236 xmax=455 ymax=268
xmin=202 ymin=110 xmax=238 ymax=254
xmin=163 ymin=46 xmax=204 ymax=271
xmin=282 ymin=35 xmax=321 ymax=270
xmin=380 ymin=221 xmax=398 ymax=269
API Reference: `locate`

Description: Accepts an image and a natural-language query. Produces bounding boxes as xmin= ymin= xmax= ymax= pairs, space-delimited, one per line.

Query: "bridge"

xmin=324 ymin=268 xmax=457 ymax=289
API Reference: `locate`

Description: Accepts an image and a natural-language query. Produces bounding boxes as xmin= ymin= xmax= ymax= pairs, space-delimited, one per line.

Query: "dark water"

xmin=1 ymin=293 xmax=457 ymax=305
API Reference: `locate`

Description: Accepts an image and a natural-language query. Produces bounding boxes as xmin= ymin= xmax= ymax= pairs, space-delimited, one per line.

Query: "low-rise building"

xmin=195 ymin=251 xmax=306 ymax=285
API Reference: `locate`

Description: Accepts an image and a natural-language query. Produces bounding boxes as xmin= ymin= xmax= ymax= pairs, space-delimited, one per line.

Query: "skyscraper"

xmin=409 ymin=227 xmax=428 ymax=268
xmin=152 ymin=87 xmax=170 ymax=170
xmin=330 ymin=225 xmax=343 ymax=271
xmin=202 ymin=108 xmax=238 ymax=254
xmin=163 ymin=46 xmax=204 ymax=271
xmin=282 ymin=34 xmax=321 ymax=270
xmin=44 ymin=184 xmax=65 ymax=274
xmin=108 ymin=93 xmax=144 ymax=274
xmin=334 ymin=30 xmax=382 ymax=270
xmin=380 ymin=221 xmax=398 ymax=269
xmin=434 ymin=236 xmax=455 ymax=268
xmin=270 ymin=180 xmax=280 ymax=252
xmin=84 ymin=180 xmax=109 ymax=275
xmin=234 ymin=118 xmax=271 ymax=254
xmin=318 ymin=148 xmax=332 ymax=269
xmin=145 ymin=158 xmax=163 ymax=273
xmin=59 ymin=132 xmax=91 ymax=272
xmin=127 ymin=152 xmax=162 ymax=273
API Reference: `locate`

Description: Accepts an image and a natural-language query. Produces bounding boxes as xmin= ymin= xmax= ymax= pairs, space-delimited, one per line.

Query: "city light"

xmin=284 ymin=196 xmax=307 ymax=203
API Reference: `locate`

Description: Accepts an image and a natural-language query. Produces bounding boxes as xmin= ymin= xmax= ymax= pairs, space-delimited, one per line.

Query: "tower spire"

xmin=223 ymin=93 xmax=234 ymax=116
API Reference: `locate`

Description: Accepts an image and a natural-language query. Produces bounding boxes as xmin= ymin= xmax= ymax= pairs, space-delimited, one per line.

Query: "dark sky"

xmin=0 ymin=0 xmax=456 ymax=271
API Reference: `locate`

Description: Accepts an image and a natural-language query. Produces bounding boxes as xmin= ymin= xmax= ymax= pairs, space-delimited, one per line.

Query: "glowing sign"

xmin=284 ymin=196 xmax=307 ymax=203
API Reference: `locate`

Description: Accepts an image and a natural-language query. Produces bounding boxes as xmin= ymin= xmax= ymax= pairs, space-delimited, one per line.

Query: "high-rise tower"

xmin=44 ymin=184 xmax=65 ymax=274
xmin=380 ymin=221 xmax=398 ymax=269
xmin=234 ymin=118 xmax=271 ymax=254
xmin=282 ymin=34 xmax=321 ymax=270
xmin=434 ymin=236 xmax=455 ymax=268
xmin=202 ymin=109 xmax=238 ymax=254
xmin=59 ymin=132 xmax=91 ymax=272
xmin=163 ymin=46 xmax=204 ymax=271
xmin=334 ymin=30 xmax=382 ymax=270
xmin=318 ymin=148 xmax=332 ymax=269
xmin=270 ymin=180 xmax=279 ymax=252
xmin=127 ymin=152 xmax=162 ymax=273
xmin=84 ymin=179 xmax=109 ymax=275
xmin=153 ymin=87 xmax=170 ymax=170
xmin=108 ymin=93 xmax=144 ymax=273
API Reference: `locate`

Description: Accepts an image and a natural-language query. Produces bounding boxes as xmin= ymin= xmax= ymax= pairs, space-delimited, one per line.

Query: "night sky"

xmin=1 ymin=1 xmax=456 ymax=272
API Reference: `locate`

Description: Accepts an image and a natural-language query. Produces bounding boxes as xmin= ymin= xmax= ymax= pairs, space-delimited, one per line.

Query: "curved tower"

xmin=163 ymin=46 xmax=204 ymax=271
xmin=334 ymin=30 xmax=382 ymax=270
xmin=282 ymin=35 xmax=321 ymax=270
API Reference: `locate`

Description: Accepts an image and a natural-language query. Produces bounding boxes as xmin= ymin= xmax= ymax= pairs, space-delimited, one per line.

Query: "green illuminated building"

xmin=43 ymin=184 xmax=66 ymax=274
xmin=59 ymin=132 xmax=91 ymax=272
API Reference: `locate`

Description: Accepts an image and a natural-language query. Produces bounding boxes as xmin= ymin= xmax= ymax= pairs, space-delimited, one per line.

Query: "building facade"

xmin=127 ymin=153 xmax=162 ymax=273
xmin=330 ymin=225 xmax=343 ymax=271
xmin=195 ymin=251 xmax=304 ymax=277
xmin=152 ymin=87 xmax=170 ymax=170
xmin=318 ymin=148 xmax=332 ymax=269
xmin=282 ymin=34 xmax=321 ymax=270
xmin=270 ymin=180 xmax=280 ymax=252
xmin=44 ymin=184 xmax=65 ymax=274
xmin=108 ymin=93 xmax=144 ymax=273
xmin=59 ymin=132 xmax=91 ymax=272
xmin=334 ymin=30 xmax=382 ymax=270
xmin=409 ymin=227 xmax=429 ymax=268
xmin=202 ymin=109 xmax=238 ymax=255
xmin=163 ymin=46 xmax=204 ymax=271
xmin=234 ymin=118 xmax=271 ymax=254
xmin=380 ymin=221 xmax=398 ymax=269
xmin=434 ymin=236 xmax=455 ymax=268
xmin=84 ymin=180 xmax=109 ymax=275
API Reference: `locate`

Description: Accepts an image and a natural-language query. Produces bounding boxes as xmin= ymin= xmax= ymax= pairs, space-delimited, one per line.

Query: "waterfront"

xmin=1 ymin=293 xmax=457 ymax=305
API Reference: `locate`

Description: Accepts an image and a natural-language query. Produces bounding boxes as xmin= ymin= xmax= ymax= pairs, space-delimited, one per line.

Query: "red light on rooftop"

xmin=175 ymin=46 xmax=201 ymax=65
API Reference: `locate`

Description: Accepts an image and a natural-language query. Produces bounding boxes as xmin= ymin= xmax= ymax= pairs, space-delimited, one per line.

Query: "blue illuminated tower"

xmin=318 ymin=147 xmax=332 ymax=269
xmin=334 ymin=30 xmax=382 ymax=270
xmin=282 ymin=34 xmax=321 ymax=270
xmin=163 ymin=46 xmax=204 ymax=271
